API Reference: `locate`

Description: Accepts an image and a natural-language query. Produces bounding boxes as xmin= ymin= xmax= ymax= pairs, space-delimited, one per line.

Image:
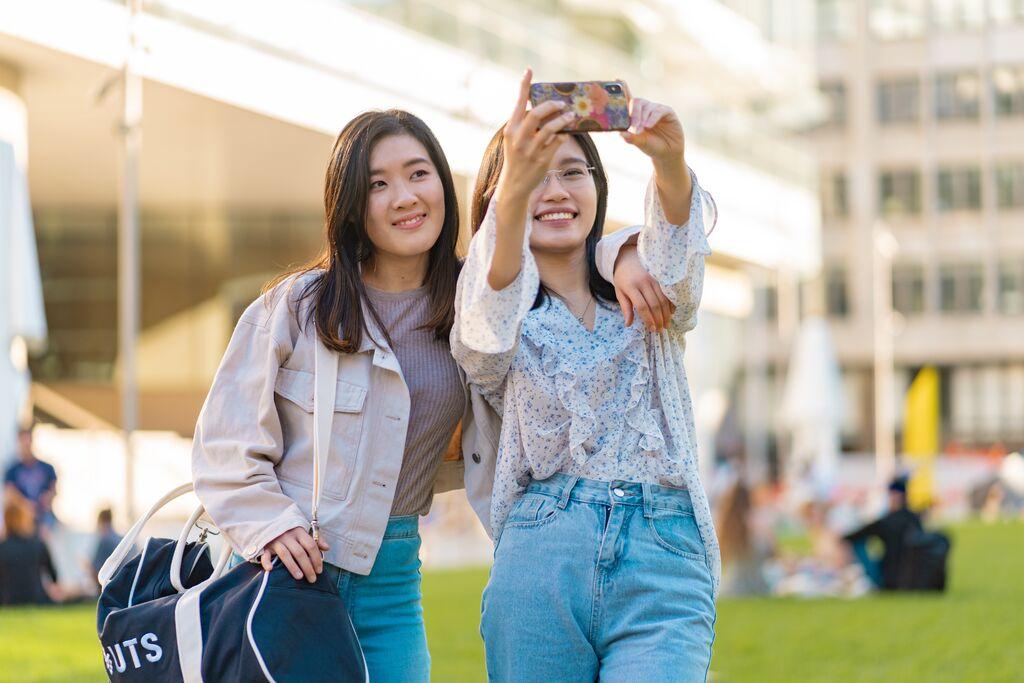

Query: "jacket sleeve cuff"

xmin=238 ymin=508 xmax=311 ymax=561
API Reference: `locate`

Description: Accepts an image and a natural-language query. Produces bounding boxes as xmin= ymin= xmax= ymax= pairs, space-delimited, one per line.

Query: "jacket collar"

xmin=356 ymin=302 xmax=404 ymax=376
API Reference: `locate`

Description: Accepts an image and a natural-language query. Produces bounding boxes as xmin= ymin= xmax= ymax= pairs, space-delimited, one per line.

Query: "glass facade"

xmin=30 ymin=206 xmax=322 ymax=382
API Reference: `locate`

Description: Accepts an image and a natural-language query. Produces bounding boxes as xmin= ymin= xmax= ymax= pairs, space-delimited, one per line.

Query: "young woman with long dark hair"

xmin=452 ymin=71 xmax=720 ymax=681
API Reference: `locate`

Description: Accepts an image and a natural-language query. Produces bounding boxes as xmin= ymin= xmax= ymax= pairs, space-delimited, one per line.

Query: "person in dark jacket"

xmin=0 ymin=499 xmax=59 ymax=605
xmin=843 ymin=476 xmax=923 ymax=590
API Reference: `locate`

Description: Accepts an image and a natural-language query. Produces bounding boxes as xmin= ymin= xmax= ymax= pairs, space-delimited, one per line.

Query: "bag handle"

xmin=98 ymin=482 xmax=195 ymax=588
xmin=311 ymin=333 xmax=339 ymax=542
xmin=168 ymin=504 xmax=232 ymax=593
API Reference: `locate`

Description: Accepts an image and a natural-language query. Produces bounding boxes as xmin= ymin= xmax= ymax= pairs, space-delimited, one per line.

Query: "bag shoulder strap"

xmin=311 ymin=334 xmax=339 ymax=541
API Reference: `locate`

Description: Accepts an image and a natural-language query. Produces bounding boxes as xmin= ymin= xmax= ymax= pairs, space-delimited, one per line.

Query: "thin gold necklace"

xmin=548 ymin=288 xmax=595 ymax=323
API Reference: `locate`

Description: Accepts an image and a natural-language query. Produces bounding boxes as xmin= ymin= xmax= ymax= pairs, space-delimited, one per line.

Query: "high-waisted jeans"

xmin=481 ymin=473 xmax=717 ymax=682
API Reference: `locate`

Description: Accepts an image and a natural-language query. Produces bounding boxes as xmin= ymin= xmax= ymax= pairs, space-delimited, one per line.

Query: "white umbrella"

xmin=778 ymin=316 xmax=844 ymax=499
xmin=0 ymin=138 xmax=48 ymax=462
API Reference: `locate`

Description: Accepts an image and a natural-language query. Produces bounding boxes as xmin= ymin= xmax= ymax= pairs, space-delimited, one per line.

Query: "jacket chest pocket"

xmin=274 ymin=367 xmax=368 ymax=501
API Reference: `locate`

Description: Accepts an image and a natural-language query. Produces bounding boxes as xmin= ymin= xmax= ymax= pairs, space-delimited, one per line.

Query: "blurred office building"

xmin=0 ymin=0 xmax=821 ymax=536
xmin=809 ymin=0 xmax=1024 ymax=454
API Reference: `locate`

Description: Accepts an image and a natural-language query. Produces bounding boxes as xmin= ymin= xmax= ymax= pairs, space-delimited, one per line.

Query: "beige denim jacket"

xmin=192 ymin=238 xmax=624 ymax=575
xmin=190 ymin=272 xmax=503 ymax=575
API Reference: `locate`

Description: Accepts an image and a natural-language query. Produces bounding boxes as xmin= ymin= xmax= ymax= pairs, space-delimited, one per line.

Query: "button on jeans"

xmin=481 ymin=473 xmax=716 ymax=682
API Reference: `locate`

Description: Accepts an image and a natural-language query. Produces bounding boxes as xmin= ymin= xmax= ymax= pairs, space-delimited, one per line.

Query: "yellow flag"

xmin=903 ymin=366 xmax=940 ymax=510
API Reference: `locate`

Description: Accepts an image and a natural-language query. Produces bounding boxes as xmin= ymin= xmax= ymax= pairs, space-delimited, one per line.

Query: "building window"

xmin=930 ymin=0 xmax=986 ymax=29
xmin=817 ymin=0 xmax=855 ymax=40
xmin=990 ymin=0 xmax=1024 ymax=24
xmin=825 ymin=267 xmax=850 ymax=317
xmin=999 ymin=261 xmax=1024 ymax=314
xmin=879 ymin=169 xmax=922 ymax=215
xmin=995 ymin=163 xmax=1024 ymax=208
xmin=939 ymin=262 xmax=984 ymax=313
xmin=822 ymin=170 xmax=849 ymax=219
xmin=935 ymin=72 xmax=981 ymax=120
xmin=936 ymin=166 xmax=982 ymax=211
xmin=820 ymin=81 xmax=847 ymax=126
xmin=870 ymin=0 xmax=926 ymax=39
xmin=993 ymin=66 xmax=1024 ymax=117
xmin=892 ymin=264 xmax=926 ymax=314
xmin=951 ymin=364 xmax=1024 ymax=446
xmin=877 ymin=78 xmax=920 ymax=123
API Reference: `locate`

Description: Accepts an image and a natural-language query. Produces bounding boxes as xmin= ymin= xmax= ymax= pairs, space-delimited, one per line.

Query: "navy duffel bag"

xmin=96 ymin=485 xmax=367 ymax=682
xmin=97 ymin=341 xmax=367 ymax=681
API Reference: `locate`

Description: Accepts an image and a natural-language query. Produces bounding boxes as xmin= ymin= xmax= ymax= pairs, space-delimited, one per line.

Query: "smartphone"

xmin=529 ymin=81 xmax=631 ymax=132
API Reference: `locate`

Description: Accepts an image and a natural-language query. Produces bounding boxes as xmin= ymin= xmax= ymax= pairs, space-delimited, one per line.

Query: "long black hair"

xmin=266 ymin=109 xmax=461 ymax=352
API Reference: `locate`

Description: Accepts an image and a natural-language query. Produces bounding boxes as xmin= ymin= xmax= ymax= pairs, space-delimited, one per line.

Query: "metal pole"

xmin=743 ymin=266 xmax=769 ymax=485
xmin=119 ymin=0 xmax=143 ymax=522
xmin=872 ymin=222 xmax=897 ymax=484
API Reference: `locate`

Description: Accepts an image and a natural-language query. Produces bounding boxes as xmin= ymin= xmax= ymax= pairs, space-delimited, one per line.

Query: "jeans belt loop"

xmin=641 ymin=482 xmax=655 ymax=519
xmin=557 ymin=475 xmax=579 ymax=510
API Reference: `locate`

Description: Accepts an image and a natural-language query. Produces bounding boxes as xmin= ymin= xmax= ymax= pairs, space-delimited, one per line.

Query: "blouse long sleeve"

xmin=637 ymin=169 xmax=714 ymax=333
xmin=450 ymin=195 xmax=539 ymax=412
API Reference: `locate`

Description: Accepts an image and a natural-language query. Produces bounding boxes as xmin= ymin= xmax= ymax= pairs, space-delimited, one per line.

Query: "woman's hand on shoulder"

xmin=260 ymin=526 xmax=330 ymax=582
xmin=612 ymin=245 xmax=675 ymax=332
xmin=620 ymin=98 xmax=686 ymax=169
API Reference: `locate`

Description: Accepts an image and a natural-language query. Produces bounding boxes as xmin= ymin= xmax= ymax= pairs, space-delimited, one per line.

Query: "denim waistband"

xmin=381 ymin=514 xmax=419 ymax=540
xmin=525 ymin=472 xmax=693 ymax=515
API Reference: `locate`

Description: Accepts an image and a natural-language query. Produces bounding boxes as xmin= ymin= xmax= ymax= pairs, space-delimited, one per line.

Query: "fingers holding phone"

xmin=620 ymin=97 xmax=685 ymax=163
xmin=501 ymin=69 xmax=575 ymax=200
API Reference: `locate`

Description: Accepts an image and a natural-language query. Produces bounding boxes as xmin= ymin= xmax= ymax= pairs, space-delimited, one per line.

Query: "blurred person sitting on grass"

xmin=0 ymin=499 xmax=60 ymax=605
xmin=843 ymin=475 xmax=922 ymax=590
xmin=4 ymin=426 xmax=58 ymax=538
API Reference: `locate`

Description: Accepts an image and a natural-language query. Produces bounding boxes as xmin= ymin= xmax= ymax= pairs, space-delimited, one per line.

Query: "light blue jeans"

xmin=231 ymin=515 xmax=429 ymax=682
xmin=481 ymin=473 xmax=717 ymax=682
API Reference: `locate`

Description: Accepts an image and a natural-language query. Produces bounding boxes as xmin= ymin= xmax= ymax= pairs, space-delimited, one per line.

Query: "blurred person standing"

xmin=0 ymin=499 xmax=59 ymax=605
xmin=717 ymin=479 xmax=772 ymax=596
xmin=90 ymin=508 xmax=122 ymax=583
xmin=3 ymin=426 xmax=58 ymax=536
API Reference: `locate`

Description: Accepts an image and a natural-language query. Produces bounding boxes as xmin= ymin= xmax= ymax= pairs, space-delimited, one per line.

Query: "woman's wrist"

xmin=652 ymin=155 xmax=693 ymax=226
xmin=651 ymin=154 xmax=688 ymax=184
xmin=496 ymin=173 xmax=533 ymax=207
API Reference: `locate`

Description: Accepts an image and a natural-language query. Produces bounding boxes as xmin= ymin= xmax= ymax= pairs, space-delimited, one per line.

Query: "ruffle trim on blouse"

xmin=529 ymin=320 xmax=669 ymax=466
xmin=538 ymin=340 xmax=596 ymax=467
xmin=621 ymin=339 xmax=667 ymax=457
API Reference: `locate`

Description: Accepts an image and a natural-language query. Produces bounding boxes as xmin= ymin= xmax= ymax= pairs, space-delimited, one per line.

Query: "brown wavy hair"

xmin=470 ymin=127 xmax=616 ymax=308
xmin=266 ymin=110 xmax=461 ymax=352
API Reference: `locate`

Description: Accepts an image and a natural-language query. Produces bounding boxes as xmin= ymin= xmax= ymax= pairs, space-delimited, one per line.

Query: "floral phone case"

xmin=529 ymin=81 xmax=631 ymax=132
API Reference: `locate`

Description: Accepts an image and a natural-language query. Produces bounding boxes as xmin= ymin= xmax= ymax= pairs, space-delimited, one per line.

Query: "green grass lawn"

xmin=1 ymin=520 xmax=1020 ymax=682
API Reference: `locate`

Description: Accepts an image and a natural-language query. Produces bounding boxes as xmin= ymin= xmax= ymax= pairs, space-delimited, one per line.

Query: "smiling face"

xmin=364 ymin=134 xmax=446 ymax=262
xmin=527 ymin=137 xmax=598 ymax=255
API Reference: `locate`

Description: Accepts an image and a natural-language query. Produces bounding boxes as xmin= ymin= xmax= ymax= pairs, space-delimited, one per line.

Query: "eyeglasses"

xmin=536 ymin=165 xmax=597 ymax=190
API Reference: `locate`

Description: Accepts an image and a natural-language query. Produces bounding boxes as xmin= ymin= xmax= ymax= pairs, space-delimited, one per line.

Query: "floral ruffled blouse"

xmin=451 ymin=171 xmax=721 ymax=595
